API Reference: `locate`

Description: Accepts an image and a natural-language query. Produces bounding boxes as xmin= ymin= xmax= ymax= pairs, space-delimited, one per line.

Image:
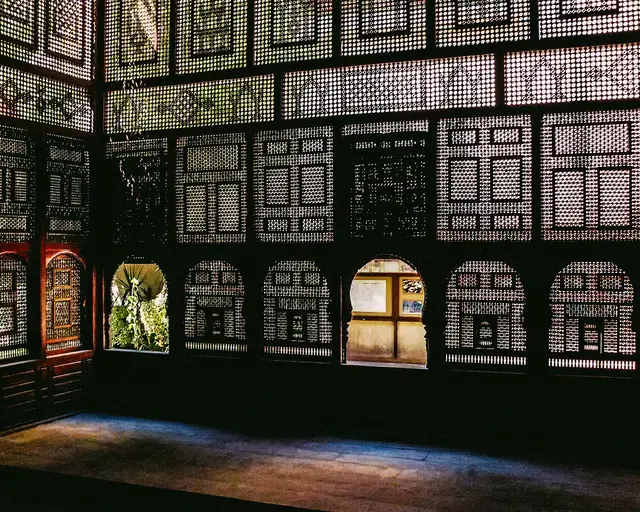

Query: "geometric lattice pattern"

xmin=255 ymin=0 xmax=332 ymax=65
xmin=184 ymin=260 xmax=246 ymax=355
xmin=0 ymin=65 xmax=93 ymax=132
xmin=176 ymin=133 xmax=247 ymax=243
xmin=0 ymin=126 xmax=36 ymax=244
xmin=0 ymin=0 xmax=93 ymax=79
xmin=282 ymin=55 xmax=496 ymax=119
xmin=254 ymin=127 xmax=333 ymax=243
xmin=46 ymin=135 xmax=90 ymax=244
xmin=105 ymin=0 xmax=171 ymax=81
xmin=341 ymin=0 xmax=428 ymax=56
xmin=176 ymin=0 xmax=247 ymax=73
xmin=539 ymin=0 xmax=640 ymax=39
xmin=106 ymin=139 xmax=168 ymax=244
xmin=505 ymin=43 xmax=640 ymax=105
xmin=549 ymin=261 xmax=636 ymax=371
xmin=105 ymin=75 xmax=275 ymax=133
xmin=436 ymin=0 xmax=530 ymax=46
xmin=0 ymin=254 xmax=29 ymax=361
xmin=263 ymin=260 xmax=332 ymax=361
xmin=45 ymin=253 xmax=83 ymax=354
xmin=541 ymin=110 xmax=640 ymax=241
xmin=347 ymin=123 xmax=428 ymax=239
xmin=445 ymin=261 xmax=527 ymax=366
xmin=437 ymin=115 xmax=532 ymax=241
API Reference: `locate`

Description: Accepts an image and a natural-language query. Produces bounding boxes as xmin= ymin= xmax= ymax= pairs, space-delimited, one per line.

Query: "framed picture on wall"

xmin=350 ymin=276 xmax=392 ymax=316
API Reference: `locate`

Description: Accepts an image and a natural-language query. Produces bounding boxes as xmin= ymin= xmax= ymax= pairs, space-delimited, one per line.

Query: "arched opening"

xmin=347 ymin=258 xmax=426 ymax=367
xmin=109 ymin=262 xmax=169 ymax=352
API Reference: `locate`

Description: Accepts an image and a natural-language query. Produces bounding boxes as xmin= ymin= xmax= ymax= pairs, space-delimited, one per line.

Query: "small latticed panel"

xmin=46 ymin=135 xmax=90 ymax=244
xmin=0 ymin=65 xmax=93 ymax=132
xmin=437 ymin=116 xmax=532 ymax=241
xmin=539 ymin=0 xmax=639 ymax=39
xmin=254 ymin=0 xmax=332 ymax=65
xmin=105 ymin=0 xmax=171 ymax=81
xmin=263 ymin=260 xmax=332 ymax=360
xmin=176 ymin=134 xmax=247 ymax=243
xmin=346 ymin=124 xmax=428 ymax=239
xmin=0 ymin=0 xmax=94 ymax=79
xmin=282 ymin=55 xmax=496 ymax=119
xmin=105 ymin=76 xmax=275 ymax=133
xmin=445 ymin=261 xmax=527 ymax=366
xmin=436 ymin=0 xmax=530 ymax=47
xmin=341 ymin=0 xmax=428 ymax=56
xmin=549 ymin=261 xmax=636 ymax=371
xmin=176 ymin=0 xmax=247 ymax=74
xmin=106 ymin=139 xmax=167 ymax=244
xmin=0 ymin=126 xmax=36 ymax=244
xmin=505 ymin=43 xmax=640 ymax=106
xmin=45 ymin=253 xmax=84 ymax=354
xmin=254 ymin=127 xmax=333 ymax=243
xmin=0 ymin=255 xmax=29 ymax=362
xmin=541 ymin=110 xmax=640 ymax=241
xmin=185 ymin=260 xmax=246 ymax=355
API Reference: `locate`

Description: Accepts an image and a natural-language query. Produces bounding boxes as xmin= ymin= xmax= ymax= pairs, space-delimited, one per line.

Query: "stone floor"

xmin=0 ymin=413 xmax=639 ymax=511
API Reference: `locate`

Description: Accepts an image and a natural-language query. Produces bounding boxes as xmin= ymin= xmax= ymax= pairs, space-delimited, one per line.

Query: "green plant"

xmin=112 ymin=264 xmax=165 ymax=306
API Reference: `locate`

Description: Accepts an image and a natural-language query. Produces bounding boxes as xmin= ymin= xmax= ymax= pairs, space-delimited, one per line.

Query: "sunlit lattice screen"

xmin=254 ymin=127 xmax=333 ymax=243
xmin=0 ymin=66 xmax=93 ymax=131
xmin=176 ymin=0 xmax=247 ymax=73
xmin=505 ymin=43 xmax=640 ymax=105
xmin=185 ymin=260 xmax=246 ymax=355
xmin=0 ymin=0 xmax=94 ymax=79
xmin=346 ymin=123 xmax=429 ymax=239
xmin=46 ymin=253 xmax=83 ymax=354
xmin=255 ymin=0 xmax=332 ymax=65
xmin=341 ymin=0 xmax=428 ymax=56
xmin=0 ymin=255 xmax=29 ymax=362
xmin=437 ymin=115 xmax=532 ymax=241
xmin=282 ymin=55 xmax=495 ymax=119
xmin=549 ymin=261 xmax=636 ymax=371
xmin=176 ymin=133 xmax=247 ymax=243
xmin=539 ymin=0 xmax=640 ymax=39
xmin=46 ymin=135 xmax=90 ymax=244
xmin=263 ymin=260 xmax=332 ymax=360
xmin=105 ymin=76 xmax=274 ymax=133
xmin=106 ymin=139 xmax=168 ymax=244
xmin=436 ymin=0 xmax=530 ymax=47
xmin=446 ymin=261 xmax=527 ymax=366
xmin=541 ymin=110 xmax=640 ymax=241
xmin=0 ymin=126 xmax=36 ymax=244
xmin=105 ymin=0 xmax=171 ymax=81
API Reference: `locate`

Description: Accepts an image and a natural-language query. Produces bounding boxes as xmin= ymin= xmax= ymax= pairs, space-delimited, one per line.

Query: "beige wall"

xmin=347 ymin=320 xmax=426 ymax=365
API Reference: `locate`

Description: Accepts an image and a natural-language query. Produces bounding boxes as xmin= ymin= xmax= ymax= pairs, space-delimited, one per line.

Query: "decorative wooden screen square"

xmin=176 ymin=133 xmax=247 ymax=243
xmin=254 ymin=127 xmax=333 ymax=243
xmin=445 ymin=261 xmax=527 ymax=366
xmin=263 ymin=260 xmax=332 ymax=360
xmin=549 ymin=261 xmax=636 ymax=371
xmin=46 ymin=135 xmax=90 ymax=244
xmin=185 ymin=260 xmax=246 ymax=355
xmin=0 ymin=126 xmax=36 ymax=244
xmin=106 ymin=139 xmax=168 ymax=244
xmin=0 ymin=255 xmax=29 ymax=362
xmin=437 ymin=116 xmax=532 ymax=241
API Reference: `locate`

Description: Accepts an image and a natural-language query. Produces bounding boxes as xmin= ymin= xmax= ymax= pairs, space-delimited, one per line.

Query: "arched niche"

xmin=184 ymin=260 xmax=246 ymax=356
xmin=109 ymin=261 xmax=169 ymax=353
xmin=262 ymin=260 xmax=332 ymax=361
xmin=549 ymin=261 xmax=636 ymax=371
xmin=445 ymin=261 xmax=527 ymax=367
xmin=45 ymin=252 xmax=86 ymax=355
xmin=346 ymin=257 xmax=427 ymax=368
xmin=0 ymin=253 xmax=29 ymax=362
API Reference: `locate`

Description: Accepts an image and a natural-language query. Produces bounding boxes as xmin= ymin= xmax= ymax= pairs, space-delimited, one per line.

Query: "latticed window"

xmin=0 ymin=254 xmax=29 ymax=362
xmin=445 ymin=261 xmax=527 ymax=367
xmin=549 ymin=262 xmax=636 ymax=371
xmin=185 ymin=260 xmax=246 ymax=355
